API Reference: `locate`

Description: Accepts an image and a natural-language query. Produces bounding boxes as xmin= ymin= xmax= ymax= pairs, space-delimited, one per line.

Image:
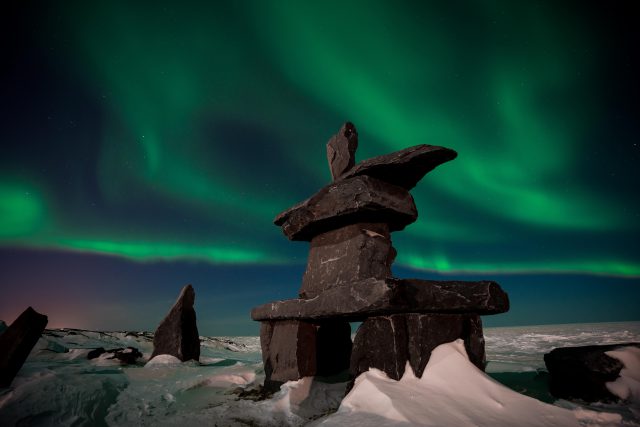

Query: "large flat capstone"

xmin=274 ymin=175 xmax=417 ymax=241
xmin=336 ymin=144 xmax=457 ymax=190
xmin=251 ymin=278 xmax=509 ymax=321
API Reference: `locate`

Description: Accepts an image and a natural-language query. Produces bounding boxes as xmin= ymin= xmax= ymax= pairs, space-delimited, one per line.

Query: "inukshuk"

xmin=251 ymin=122 xmax=509 ymax=391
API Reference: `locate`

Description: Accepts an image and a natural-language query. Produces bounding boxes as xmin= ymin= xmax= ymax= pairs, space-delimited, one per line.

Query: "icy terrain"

xmin=0 ymin=322 xmax=639 ymax=426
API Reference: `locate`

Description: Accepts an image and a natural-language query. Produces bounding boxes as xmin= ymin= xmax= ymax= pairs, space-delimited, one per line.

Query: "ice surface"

xmin=0 ymin=322 xmax=639 ymax=426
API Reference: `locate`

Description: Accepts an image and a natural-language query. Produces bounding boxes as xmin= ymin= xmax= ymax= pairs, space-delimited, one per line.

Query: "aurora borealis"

xmin=1 ymin=1 xmax=638 ymax=334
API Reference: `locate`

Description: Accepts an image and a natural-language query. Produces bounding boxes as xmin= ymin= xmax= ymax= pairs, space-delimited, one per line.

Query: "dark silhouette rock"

xmin=151 ymin=284 xmax=200 ymax=362
xmin=252 ymin=278 xmax=509 ymax=321
xmin=299 ymin=223 xmax=395 ymax=299
xmin=544 ymin=343 xmax=640 ymax=402
xmin=0 ymin=307 xmax=48 ymax=387
xmin=0 ymin=320 xmax=7 ymax=335
xmin=316 ymin=321 xmax=352 ymax=377
xmin=327 ymin=122 xmax=358 ymax=180
xmin=350 ymin=314 xmax=485 ymax=382
xmin=337 ymin=144 xmax=457 ymax=190
xmin=260 ymin=320 xmax=317 ymax=391
xmin=87 ymin=347 xmax=106 ymax=359
xmin=87 ymin=347 xmax=143 ymax=364
xmin=274 ymin=175 xmax=417 ymax=241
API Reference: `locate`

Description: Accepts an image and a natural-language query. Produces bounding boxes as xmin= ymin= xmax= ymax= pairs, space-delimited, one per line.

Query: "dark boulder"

xmin=87 ymin=347 xmax=106 ymax=359
xmin=544 ymin=343 xmax=640 ymax=402
xmin=0 ymin=307 xmax=48 ymax=387
xmin=299 ymin=223 xmax=395 ymax=299
xmin=274 ymin=175 xmax=417 ymax=241
xmin=337 ymin=144 xmax=457 ymax=190
xmin=327 ymin=122 xmax=358 ymax=181
xmin=151 ymin=284 xmax=200 ymax=362
xmin=0 ymin=320 xmax=7 ymax=335
xmin=87 ymin=347 xmax=143 ymax=364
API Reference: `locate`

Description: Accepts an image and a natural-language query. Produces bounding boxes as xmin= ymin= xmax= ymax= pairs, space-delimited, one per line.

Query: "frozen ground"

xmin=0 ymin=321 xmax=639 ymax=426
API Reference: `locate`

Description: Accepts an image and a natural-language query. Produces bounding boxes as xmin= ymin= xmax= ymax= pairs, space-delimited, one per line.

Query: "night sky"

xmin=1 ymin=1 xmax=638 ymax=335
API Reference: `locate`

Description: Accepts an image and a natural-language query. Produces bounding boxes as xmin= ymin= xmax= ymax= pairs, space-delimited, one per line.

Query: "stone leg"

xmin=350 ymin=314 xmax=486 ymax=382
xmin=260 ymin=320 xmax=317 ymax=391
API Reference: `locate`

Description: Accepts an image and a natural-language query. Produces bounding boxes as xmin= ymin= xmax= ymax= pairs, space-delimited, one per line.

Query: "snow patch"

xmin=145 ymin=354 xmax=182 ymax=366
xmin=315 ymin=339 xmax=621 ymax=427
xmin=606 ymin=346 xmax=640 ymax=403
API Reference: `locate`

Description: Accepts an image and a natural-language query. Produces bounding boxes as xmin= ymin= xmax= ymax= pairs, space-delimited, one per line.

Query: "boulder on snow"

xmin=150 ymin=284 xmax=200 ymax=362
xmin=87 ymin=347 xmax=142 ymax=364
xmin=0 ymin=307 xmax=48 ymax=387
xmin=544 ymin=343 xmax=640 ymax=402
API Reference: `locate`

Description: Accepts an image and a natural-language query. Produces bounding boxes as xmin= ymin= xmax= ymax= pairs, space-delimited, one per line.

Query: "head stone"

xmin=326 ymin=122 xmax=358 ymax=181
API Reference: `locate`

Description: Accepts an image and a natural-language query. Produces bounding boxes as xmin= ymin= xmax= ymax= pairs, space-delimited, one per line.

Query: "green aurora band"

xmin=1 ymin=1 xmax=637 ymax=276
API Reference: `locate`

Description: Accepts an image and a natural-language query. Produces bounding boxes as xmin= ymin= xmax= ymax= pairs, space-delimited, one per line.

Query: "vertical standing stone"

xmin=0 ymin=307 xmax=48 ymax=387
xmin=350 ymin=313 xmax=486 ymax=382
xmin=350 ymin=315 xmax=408 ymax=381
xmin=260 ymin=320 xmax=317 ymax=390
xmin=406 ymin=314 xmax=485 ymax=377
xmin=151 ymin=284 xmax=200 ymax=362
xmin=299 ymin=223 xmax=396 ymax=299
xmin=327 ymin=122 xmax=358 ymax=180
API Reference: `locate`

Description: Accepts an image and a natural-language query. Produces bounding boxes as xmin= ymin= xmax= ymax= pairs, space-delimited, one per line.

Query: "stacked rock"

xmin=251 ymin=123 xmax=509 ymax=390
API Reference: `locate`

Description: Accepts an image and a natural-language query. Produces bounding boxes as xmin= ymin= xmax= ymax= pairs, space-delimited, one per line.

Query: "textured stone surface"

xmin=151 ymin=284 xmax=200 ymax=362
xmin=316 ymin=321 xmax=352 ymax=376
xmin=337 ymin=144 xmax=457 ymax=190
xmin=299 ymin=223 xmax=395 ymax=299
xmin=406 ymin=314 xmax=485 ymax=376
xmin=350 ymin=314 xmax=485 ymax=382
xmin=252 ymin=278 xmax=509 ymax=321
xmin=544 ymin=343 xmax=640 ymax=402
xmin=0 ymin=306 xmax=48 ymax=387
xmin=350 ymin=315 xmax=408 ymax=380
xmin=274 ymin=175 xmax=417 ymax=241
xmin=260 ymin=320 xmax=317 ymax=390
xmin=327 ymin=122 xmax=358 ymax=181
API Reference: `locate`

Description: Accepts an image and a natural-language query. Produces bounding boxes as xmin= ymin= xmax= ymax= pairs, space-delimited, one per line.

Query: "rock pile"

xmin=251 ymin=123 xmax=509 ymax=391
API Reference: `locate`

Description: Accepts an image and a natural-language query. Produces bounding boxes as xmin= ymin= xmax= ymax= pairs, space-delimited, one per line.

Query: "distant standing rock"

xmin=150 ymin=284 xmax=200 ymax=362
xmin=0 ymin=320 xmax=7 ymax=335
xmin=0 ymin=307 xmax=48 ymax=387
xmin=544 ymin=343 xmax=640 ymax=402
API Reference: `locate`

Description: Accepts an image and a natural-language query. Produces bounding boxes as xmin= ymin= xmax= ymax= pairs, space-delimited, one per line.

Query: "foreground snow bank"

xmin=606 ymin=346 xmax=640 ymax=403
xmin=315 ymin=340 xmax=623 ymax=427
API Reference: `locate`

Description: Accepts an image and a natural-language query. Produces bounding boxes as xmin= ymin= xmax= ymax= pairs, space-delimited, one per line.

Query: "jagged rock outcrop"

xmin=150 ymin=284 xmax=200 ymax=362
xmin=544 ymin=343 xmax=640 ymax=402
xmin=0 ymin=307 xmax=48 ymax=387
